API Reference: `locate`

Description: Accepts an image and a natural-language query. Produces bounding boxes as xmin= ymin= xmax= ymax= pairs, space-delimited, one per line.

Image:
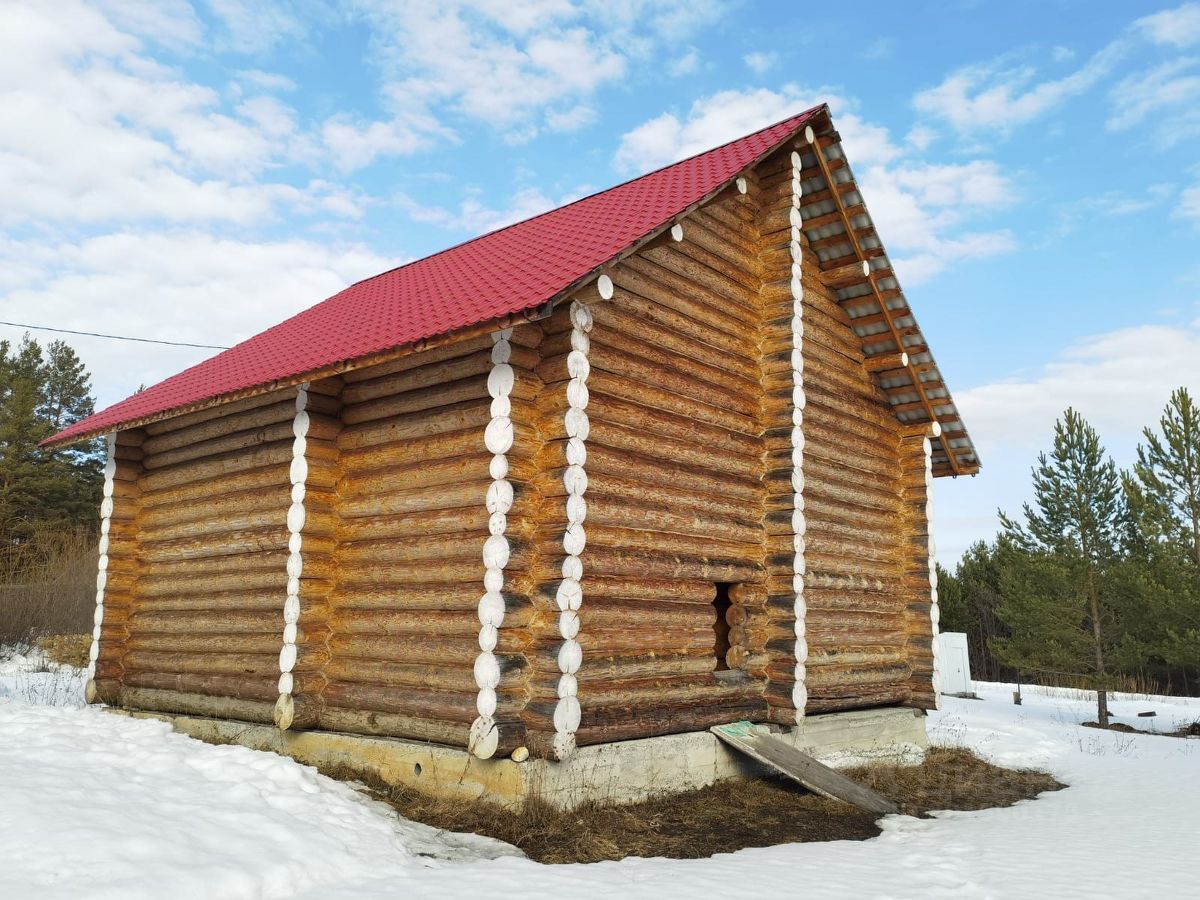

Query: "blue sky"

xmin=2 ymin=0 xmax=1199 ymax=563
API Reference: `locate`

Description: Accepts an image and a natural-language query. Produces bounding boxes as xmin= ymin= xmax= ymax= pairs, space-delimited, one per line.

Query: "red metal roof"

xmin=47 ymin=105 xmax=825 ymax=446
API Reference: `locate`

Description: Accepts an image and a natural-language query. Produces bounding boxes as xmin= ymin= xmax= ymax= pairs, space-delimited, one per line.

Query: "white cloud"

xmin=1178 ymin=183 xmax=1200 ymax=220
xmin=957 ymin=323 xmax=1200 ymax=452
xmin=1107 ymin=57 xmax=1200 ymax=144
xmin=614 ymin=87 xmax=1015 ymax=283
xmin=0 ymin=232 xmax=392 ymax=407
xmin=394 ymin=185 xmax=580 ymax=234
xmin=1136 ymin=2 xmax=1200 ymax=47
xmin=743 ymin=51 xmax=777 ymax=74
xmin=905 ymin=124 xmax=936 ymax=150
xmin=0 ymin=1 xmax=349 ymax=225
xmin=546 ymin=104 xmax=597 ymax=132
xmin=668 ymin=48 xmax=700 ymax=77
xmin=614 ymin=86 xmax=872 ymax=173
xmin=1052 ymin=45 xmax=1076 ymax=63
xmin=913 ymin=41 xmax=1126 ymax=134
xmin=348 ymin=2 xmax=629 ymax=146
xmin=235 ymin=69 xmax=297 ymax=93
xmin=935 ymin=320 xmax=1200 ymax=562
xmin=206 ymin=0 xmax=307 ymax=54
xmin=94 ymin=0 xmax=204 ymax=48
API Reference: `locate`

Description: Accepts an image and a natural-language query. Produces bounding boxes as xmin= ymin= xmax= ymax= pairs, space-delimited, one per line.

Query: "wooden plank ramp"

xmin=711 ymin=721 xmax=899 ymax=816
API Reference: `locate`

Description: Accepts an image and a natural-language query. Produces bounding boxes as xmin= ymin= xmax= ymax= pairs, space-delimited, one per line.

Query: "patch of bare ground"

xmin=327 ymin=747 xmax=1063 ymax=864
xmin=1083 ymin=719 xmax=1200 ymax=738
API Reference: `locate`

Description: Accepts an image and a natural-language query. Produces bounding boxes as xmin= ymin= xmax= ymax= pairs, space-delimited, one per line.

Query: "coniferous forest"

xmin=940 ymin=389 xmax=1200 ymax=710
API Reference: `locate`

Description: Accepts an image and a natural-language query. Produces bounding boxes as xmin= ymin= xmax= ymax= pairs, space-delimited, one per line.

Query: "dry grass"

xmin=0 ymin=526 xmax=96 ymax=647
xmin=36 ymin=633 xmax=92 ymax=667
xmin=333 ymin=746 xmax=1062 ymax=864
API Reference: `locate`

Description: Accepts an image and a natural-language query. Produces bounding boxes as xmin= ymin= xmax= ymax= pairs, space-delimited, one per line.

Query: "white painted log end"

xmin=468 ymin=716 xmax=500 ymax=759
xmin=596 ymin=274 xmax=614 ymax=300
xmin=930 ymin=419 xmax=943 ymax=438
xmin=670 ymin=222 xmax=684 ymax=241
xmin=511 ymin=745 xmax=530 ymax=763
xmin=735 ymin=176 xmax=748 ymax=194
xmin=274 ymin=693 xmax=294 ymax=730
xmin=804 ymin=125 xmax=816 ymax=144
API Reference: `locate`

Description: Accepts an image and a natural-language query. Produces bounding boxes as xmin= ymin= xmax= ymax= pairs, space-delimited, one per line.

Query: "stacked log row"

xmin=900 ymin=432 xmax=939 ymax=709
xmin=559 ymin=191 xmax=771 ymax=746
xmin=788 ymin=147 xmax=914 ymax=712
xmin=321 ymin=333 xmax=538 ymax=746
xmin=114 ymin=389 xmax=302 ymax=721
xmin=275 ymin=378 xmax=341 ymax=731
xmin=87 ymin=431 xmax=143 ymax=704
xmin=468 ymin=327 xmax=526 ymax=759
xmin=754 ymin=145 xmax=809 ymax=723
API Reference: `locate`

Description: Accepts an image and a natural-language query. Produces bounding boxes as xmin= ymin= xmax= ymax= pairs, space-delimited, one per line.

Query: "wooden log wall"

xmin=87 ymin=431 xmax=143 ymax=704
xmin=90 ymin=140 xmax=941 ymax=748
xmin=784 ymin=155 xmax=916 ymax=713
xmin=316 ymin=329 xmax=542 ymax=748
xmin=755 ymin=148 xmax=810 ymax=723
xmin=97 ymin=388 xmax=304 ymax=721
xmin=900 ymin=434 xmax=939 ymax=709
xmin=275 ymin=377 xmax=342 ymax=730
xmin=553 ymin=188 xmax=775 ymax=748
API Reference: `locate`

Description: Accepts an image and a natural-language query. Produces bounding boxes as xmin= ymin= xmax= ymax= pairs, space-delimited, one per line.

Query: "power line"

xmin=0 ymin=320 xmax=230 ymax=350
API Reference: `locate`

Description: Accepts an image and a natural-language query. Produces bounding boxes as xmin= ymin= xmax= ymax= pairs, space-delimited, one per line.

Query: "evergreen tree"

xmin=1120 ymin=388 xmax=1200 ymax=689
xmin=996 ymin=408 xmax=1125 ymax=725
xmin=0 ymin=335 xmax=102 ymax=540
xmin=1128 ymin=388 xmax=1200 ymax=567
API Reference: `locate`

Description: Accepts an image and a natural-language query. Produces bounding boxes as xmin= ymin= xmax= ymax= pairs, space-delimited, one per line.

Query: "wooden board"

xmin=710 ymin=721 xmax=899 ymax=816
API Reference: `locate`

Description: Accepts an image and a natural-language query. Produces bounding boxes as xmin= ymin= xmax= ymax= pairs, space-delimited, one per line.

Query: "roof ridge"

xmin=345 ymin=103 xmax=828 ymax=291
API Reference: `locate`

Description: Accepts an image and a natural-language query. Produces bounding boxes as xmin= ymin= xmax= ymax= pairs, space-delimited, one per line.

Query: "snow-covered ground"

xmin=2 ymin=653 xmax=1198 ymax=899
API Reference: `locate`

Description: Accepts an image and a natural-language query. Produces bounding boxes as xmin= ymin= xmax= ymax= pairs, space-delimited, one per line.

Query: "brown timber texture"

xmin=95 ymin=388 xmax=302 ymax=721
xmin=92 ymin=144 xmax=938 ymax=746
xmin=794 ymin=203 xmax=917 ymax=713
xmin=560 ymin=186 xmax=774 ymax=747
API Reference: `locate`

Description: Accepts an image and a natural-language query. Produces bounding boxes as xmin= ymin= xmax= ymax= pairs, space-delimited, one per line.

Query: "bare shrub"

xmin=0 ymin=525 xmax=96 ymax=647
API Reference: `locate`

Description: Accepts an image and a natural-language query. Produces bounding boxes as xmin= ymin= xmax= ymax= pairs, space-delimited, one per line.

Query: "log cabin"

xmin=47 ymin=104 xmax=978 ymax=784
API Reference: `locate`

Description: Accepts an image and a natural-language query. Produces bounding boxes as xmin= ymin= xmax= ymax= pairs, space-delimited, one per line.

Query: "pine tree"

xmin=1128 ymin=388 xmax=1200 ymax=567
xmin=0 ymin=335 xmax=102 ymax=540
xmin=996 ymin=408 xmax=1125 ymax=725
xmin=1121 ymin=388 xmax=1200 ymax=689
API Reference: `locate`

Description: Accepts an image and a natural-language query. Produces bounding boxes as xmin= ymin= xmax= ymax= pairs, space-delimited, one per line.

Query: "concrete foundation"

xmin=106 ymin=705 xmax=928 ymax=810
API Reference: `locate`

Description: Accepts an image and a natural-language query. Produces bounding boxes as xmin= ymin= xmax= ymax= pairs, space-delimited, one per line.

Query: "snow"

xmin=2 ymin=651 xmax=1198 ymax=898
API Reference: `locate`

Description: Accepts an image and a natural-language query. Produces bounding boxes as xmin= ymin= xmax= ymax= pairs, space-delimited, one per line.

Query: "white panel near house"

xmin=936 ymin=632 xmax=972 ymax=695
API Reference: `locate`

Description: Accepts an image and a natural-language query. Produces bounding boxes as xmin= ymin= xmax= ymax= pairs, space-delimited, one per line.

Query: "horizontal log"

xmin=338 ymin=477 xmax=492 ymax=519
xmin=110 ymin=687 xmax=276 ymax=724
xmin=338 ymin=398 xmax=495 ymax=452
xmin=122 ymin=649 xmax=279 ymax=678
xmin=138 ymin=443 xmax=293 ymax=492
xmin=328 ymin=634 xmax=526 ymax=665
xmin=142 ymin=388 xmax=296 ymax=437
xmin=590 ymin=301 xmax=759 ymax=383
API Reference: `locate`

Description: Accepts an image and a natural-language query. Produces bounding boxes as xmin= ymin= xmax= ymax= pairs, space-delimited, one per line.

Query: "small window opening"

xmin=712 ymin=583 xmax=734 ymax=671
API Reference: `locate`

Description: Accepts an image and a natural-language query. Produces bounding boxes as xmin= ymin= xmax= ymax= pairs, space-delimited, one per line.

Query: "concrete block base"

xmin=106 ymin=706 xmax=927 ymax=810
